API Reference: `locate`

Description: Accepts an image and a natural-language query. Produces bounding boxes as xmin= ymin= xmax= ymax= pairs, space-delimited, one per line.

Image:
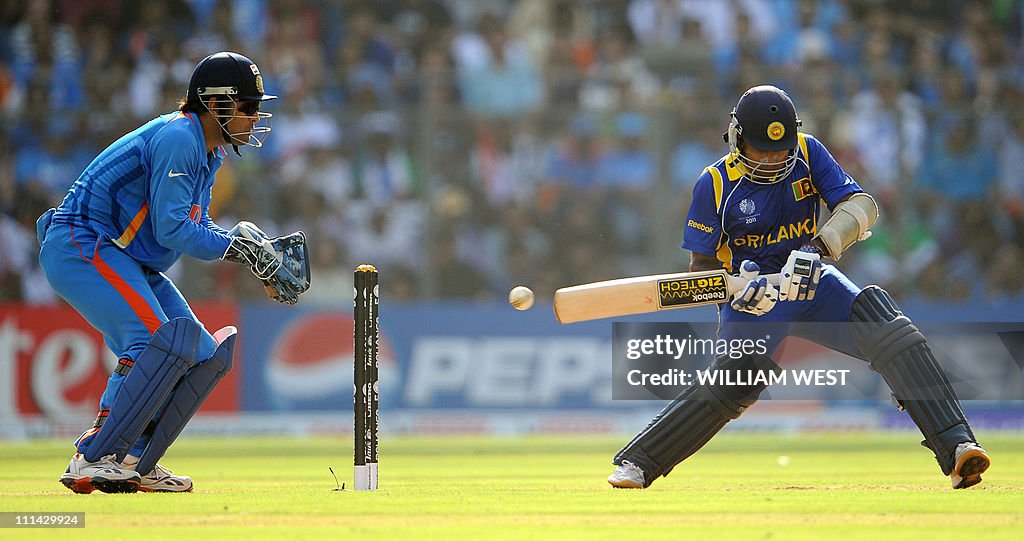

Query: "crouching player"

xmin=608 ymin=85 xmax=990 ymax=490
xmin=38 ymin=52 xmax=310 ymax=493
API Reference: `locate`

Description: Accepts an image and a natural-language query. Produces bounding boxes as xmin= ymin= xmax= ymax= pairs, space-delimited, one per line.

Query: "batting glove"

xmin=730 ymin=260 xmax=778 ymax=316
xmin=778 ymin=249 xmax=822 ymax=301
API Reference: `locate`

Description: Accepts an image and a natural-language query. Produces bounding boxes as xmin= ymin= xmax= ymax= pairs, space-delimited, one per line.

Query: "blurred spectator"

xmin=596 ymin=112 xmax=655 ymax=260
xmin=0 ymin=186 xmax=56 ymax=304
xmin=579 ymin=24 xmax=657 ymax=111
xmin=347 ymin=202 xmax=424 ymax=277
xmin=129 ymin=35 xmax=194 ymax=118
xmin=845 ymin=67 xmax=925 ymax=206
xmin=352 ymin=111 xmax=419 ymax=204
xmin=671 ymin=120 xmax=720 ymax=188
xmin=14 ymin=116 xmax=93 ymax=203
xmin=432 ymin=228 xmax=489 ymax=300
xmin=545 ymin=112 xmax=603 ymax=191
xmin=0 ymin=0 xmax=1021 ymax=306
xmin=469 ymin=118 xmax=545 ymax=206
xmin=627 ymin=0 xmax=685 ymax=48
xmin=917 ymin=114 xmax=999 ymax=266
xmin=280 ymin=140 xmax=355 ymax=214
xmin=264 ymin=7 xmax=324 ymax=102
xmin=454 ymin=13 xmax=543 ymax=117
xmin=306 ymin=236 xmax=353 ymax=305
xmin=918 ymin=114 xmax=997 ymax=203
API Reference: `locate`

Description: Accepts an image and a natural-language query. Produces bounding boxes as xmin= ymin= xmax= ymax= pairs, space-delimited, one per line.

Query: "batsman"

xmin=37 ymin=52 xmax=311 ymax=494
xmin=608 ymin=85 xmax=990 ymax=490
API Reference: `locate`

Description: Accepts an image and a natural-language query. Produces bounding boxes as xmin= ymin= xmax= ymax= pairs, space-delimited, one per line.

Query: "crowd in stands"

xmin=1 ymin=0 xmax=1023 ymax=307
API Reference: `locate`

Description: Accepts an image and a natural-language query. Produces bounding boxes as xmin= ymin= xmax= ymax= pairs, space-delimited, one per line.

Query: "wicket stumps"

xmin=354 ymin=264 xmax=379 ymax=491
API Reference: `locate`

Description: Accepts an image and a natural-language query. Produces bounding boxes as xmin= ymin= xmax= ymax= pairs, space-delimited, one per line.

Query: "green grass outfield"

xmin=1 ymin=432 xmax=1022 ymax=540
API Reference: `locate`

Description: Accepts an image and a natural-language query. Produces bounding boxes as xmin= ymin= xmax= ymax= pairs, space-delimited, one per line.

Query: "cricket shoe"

xmin=608 ymin=460 xmax=646 ymax=489
xmin=950 ymin=442 xmax=990 ymax=489
xmin=122 ymin=457 xmax=194 ymax=493
xmin=60 ymin=453 xmax=142 ymax=494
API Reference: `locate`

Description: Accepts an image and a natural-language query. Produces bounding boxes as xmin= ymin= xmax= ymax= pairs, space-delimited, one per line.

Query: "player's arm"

xmin=808 ymin=191 xmax=878 ymax=259
xmin=148 ymin=133 xmax=234 ymax=259
xmin=199 ymin=207 xmax=231 ymax=237
xmin=778 ymin=138 xmax=878 ymax=301
xmin=780 ymin=191 xmax=877 ymax=302
xmin=689 ymin=252 xmax=721 ymax=272
xmin=801 ymin=135 xmax=879 ymax=259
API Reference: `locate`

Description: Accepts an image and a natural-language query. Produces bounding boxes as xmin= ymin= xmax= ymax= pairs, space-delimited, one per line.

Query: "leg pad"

xmin=851 ymin=286 xmax=975 ymax=474
xmin=83 ymin=319 xmax=200 ymax=462
xmin=613 ymin=353 xmax=780 ymax=485
xmin=135 ymin=327 xmax=236 ymax=475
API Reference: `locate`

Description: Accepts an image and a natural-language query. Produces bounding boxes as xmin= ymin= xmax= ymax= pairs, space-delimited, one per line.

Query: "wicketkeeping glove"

xmin=223 ymin=225 xmax=311 ymax=305
xmin=260 ymin=232 xmax=311 ymax=304
xmin=730 ymin=260 xmax=777 ymax=316
xmin=778 ymin=248 xmax=822 ymax=301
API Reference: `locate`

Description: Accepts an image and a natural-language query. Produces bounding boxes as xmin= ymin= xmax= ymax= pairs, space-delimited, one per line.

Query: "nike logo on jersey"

xmin=168 ymin=170 xmax=188 ymax=177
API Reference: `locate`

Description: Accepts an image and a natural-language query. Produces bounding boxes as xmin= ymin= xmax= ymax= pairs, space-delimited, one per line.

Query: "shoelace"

xmin=95 ymin=454 xmax=126 ymax=469
xmin=147 ymin=464 xmax=175 ymax=478
xmin=620 ymin=460 xmax=645 ymax=477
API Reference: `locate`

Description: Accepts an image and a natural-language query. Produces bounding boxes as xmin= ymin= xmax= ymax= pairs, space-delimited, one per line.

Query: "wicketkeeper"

xmin=608 ymin=85 xmax=990 ymax=490
xmin=38 ymin=52 xmax=311 ymax=494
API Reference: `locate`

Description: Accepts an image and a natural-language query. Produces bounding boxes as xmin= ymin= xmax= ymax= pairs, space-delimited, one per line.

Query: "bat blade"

xmin=553 ymin=270 xmax=779 ymax=324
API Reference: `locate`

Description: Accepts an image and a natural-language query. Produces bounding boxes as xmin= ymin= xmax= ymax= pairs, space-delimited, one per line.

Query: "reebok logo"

xmin=687 ymin=220 xmax=714 ymax=234
xmin=168 ymin=170 xmax=187 ymax=177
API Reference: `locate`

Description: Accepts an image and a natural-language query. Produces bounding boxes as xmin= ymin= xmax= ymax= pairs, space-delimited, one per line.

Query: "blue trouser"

xmin=38 ymin=220 xmax=217 ymax=455
xmin=718 ymin=264 xmax=865 ymax=359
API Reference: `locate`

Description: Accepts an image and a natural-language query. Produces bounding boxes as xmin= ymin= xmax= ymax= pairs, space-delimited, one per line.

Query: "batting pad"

xmin=614 ymin=353 xmax=780 ymax=485
xmin=851 ymin=286 xmax=975 ymax=474
xmin=135 ymin=327 xmax=236 ymax=475
xmin=83 ymin=318 xmax=200 ymax=462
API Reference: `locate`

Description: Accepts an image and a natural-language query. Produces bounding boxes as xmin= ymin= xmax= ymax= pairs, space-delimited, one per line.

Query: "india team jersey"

xmin=52 ymin=112 xmax=233 ymax=272
xmin=683 ymin=133 xmax=861 ymax=274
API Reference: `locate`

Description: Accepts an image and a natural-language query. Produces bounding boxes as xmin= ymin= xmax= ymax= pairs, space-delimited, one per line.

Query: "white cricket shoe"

xmin=950 ymin=442 xmax=990 ymax=489
xmin=122 ymin=456 xmax=194 ymax=493
xmin=607 ymin=460 xmax=646 ymax=489
xmin=59 ymin=453 xmax=142 ymax=494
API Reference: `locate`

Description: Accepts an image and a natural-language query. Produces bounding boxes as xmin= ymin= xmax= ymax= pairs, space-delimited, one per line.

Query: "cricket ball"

xmin=508 ymin=286 xmax=535 ymax=311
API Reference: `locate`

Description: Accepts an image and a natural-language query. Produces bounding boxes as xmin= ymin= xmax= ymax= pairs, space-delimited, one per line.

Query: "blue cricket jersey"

xmin=683 ymin=133 xmax=862 ymax=274
xmin=51 ymin=112 xmax=233 ymax=272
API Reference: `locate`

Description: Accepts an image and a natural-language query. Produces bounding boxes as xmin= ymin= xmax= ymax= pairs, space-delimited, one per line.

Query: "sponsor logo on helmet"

xmin=767 ymin=121 xmax=785 ymax=141
xmin=249 ymin=63 xmax=260 ymax=75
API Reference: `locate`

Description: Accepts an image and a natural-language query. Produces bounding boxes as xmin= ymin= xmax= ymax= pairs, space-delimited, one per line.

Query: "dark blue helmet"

xmin=730 ymin=85 xmax=799 ymax=151
xmin=187 ymin=52 xmax=277 ymax=103
xmin=725 ymin=85 xmax=802 ymax=184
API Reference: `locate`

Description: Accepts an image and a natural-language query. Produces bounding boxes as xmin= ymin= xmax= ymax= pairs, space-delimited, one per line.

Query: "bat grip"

xmin=725 ymin=272 xmax=782 ymax=297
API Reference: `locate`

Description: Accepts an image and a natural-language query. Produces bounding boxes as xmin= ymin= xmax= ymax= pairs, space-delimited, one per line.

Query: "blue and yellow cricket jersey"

xmin=51 ymin=112 xmax=233 ymax=272
xmin=683 ymin=133 xmax=862 ymax=274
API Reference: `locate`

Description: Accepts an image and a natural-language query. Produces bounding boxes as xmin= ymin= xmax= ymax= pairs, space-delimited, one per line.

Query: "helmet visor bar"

xmin=734 ymin=149 xmax=798 ymax=184
xmin=200 ymin=95 xmax=273 ymax=148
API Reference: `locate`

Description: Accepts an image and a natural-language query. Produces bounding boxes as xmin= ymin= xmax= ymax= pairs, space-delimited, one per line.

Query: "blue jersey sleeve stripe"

xmin=107 ymin=163 xmax=146 ymax=237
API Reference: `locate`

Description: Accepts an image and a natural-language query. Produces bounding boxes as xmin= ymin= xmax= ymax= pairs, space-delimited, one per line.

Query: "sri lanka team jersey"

xmin=51 ymin=112 xmax=234 ymax=272
xmin=683 ymin=133 xmax=862 ymax=274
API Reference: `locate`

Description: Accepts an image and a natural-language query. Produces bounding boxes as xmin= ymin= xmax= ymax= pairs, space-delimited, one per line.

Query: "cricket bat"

xmin=553 ymin=269 xmax=781 ymax=324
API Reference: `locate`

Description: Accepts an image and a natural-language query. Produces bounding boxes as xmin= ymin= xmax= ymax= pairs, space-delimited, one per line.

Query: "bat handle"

xmin=725 ymin=272 xmax=782 ymax=298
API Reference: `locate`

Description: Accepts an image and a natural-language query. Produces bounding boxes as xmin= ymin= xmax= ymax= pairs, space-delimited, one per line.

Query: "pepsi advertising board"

xmin=239 ymin=303 xmax=619 ymax=411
